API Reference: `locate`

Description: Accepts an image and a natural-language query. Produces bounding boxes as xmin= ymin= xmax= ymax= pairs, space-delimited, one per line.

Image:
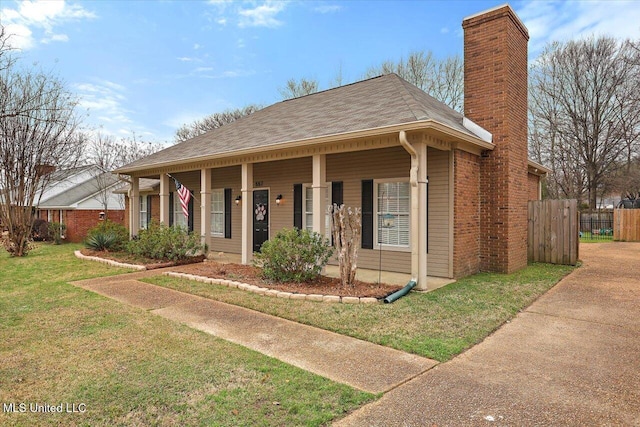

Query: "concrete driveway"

xmin=336 ymin=242 xmax=640 ymax=426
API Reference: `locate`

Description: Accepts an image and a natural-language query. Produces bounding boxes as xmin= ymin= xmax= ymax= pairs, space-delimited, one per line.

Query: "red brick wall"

xmin=463 ymin=5 xmax=529 ymax=273
xmin=64 ymin=209 xmax=125 ymax=243
xmin=453 ymin=150 xmax=481 ymax=278
xmin=528 ymin=173 xmax=540 ymax=201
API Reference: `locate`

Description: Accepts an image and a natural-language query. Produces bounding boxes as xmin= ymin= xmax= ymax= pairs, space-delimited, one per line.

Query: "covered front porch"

xmin=124 ymin=125 xmax=490 ymax=290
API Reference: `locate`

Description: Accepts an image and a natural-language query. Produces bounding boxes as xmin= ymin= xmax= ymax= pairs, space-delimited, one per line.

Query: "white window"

xmin=304 ymin=186 xmax=314 ymax=232
xmin=210 ymin=189 xmax=224 ymax=237
xmin=173 ymin=194 xmax=188 ymax=229
xmin=139 ymin=196 xmax=148 ymax=229
xmin=303 ymin=184 xmax=331 ymax=239
xmin=375 ymin=180 xmax=410 ymax=249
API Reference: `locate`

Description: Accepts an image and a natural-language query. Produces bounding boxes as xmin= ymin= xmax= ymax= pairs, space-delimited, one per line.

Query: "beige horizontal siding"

xmin=210 ymin=166 xmax=241 ymax=254
xmin=426 ymin=148 xmax=451 ymax=278
xmin=327 ymin=146 xmax=412 ymax=273
xmin=254 ymin=157 xmax=312 ymax=237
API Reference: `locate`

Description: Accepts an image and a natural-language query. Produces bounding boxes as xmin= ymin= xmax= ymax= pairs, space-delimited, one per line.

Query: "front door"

xmin=253 ymin=189 xmax=269 ymax=252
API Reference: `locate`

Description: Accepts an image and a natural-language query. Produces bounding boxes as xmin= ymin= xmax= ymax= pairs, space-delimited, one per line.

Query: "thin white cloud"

xmin=74 ymin=80 xmax=132 ymax=127
xmin=518 ymin=0 xmax=640 ymax=54
xmin=0 ymin=0 xmax=96 ymax=49
xmin=238 ymin=1 xmax=286 ymax=28
xmin=42 ymin=33 xmax=69 ymax=43
xmin=313 ymin=4 xmax=342 ymax=14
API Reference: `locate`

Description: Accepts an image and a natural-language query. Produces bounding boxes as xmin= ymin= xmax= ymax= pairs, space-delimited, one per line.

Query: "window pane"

xmin=210 ymin=189 xmax=224 ymax=235
xmin=377 ymin=182 xmax=409 ymax=247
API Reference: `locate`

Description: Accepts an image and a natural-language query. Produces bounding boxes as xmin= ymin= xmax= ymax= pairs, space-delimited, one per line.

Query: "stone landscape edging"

xmin=74 ymin=250 xmax=147 ymax=271
xmin=164 ymin=271 xmax=380 ymax=304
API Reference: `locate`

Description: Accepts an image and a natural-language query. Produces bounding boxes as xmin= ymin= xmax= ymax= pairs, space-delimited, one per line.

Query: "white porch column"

xmin=241 ymin=163 xmax=253 ymax=264
xmin=416 ymin=142 xmax=428 ymax=290
xmin=312 ymin=154 xmax=327 ymax=236
xmin=200 ymin=168 xmax=212 ymax=250
xmin=159 ymin=173 xmax=170 ymax=225
xmin=129 ymin=176 xmax=140 ymax=238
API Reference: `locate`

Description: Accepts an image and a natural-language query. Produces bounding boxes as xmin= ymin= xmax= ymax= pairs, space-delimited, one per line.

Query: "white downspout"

xmin=400 ymin=131 xmax=418 ymax=188
xmin=400 ymin=131 xmax=419 ymax=284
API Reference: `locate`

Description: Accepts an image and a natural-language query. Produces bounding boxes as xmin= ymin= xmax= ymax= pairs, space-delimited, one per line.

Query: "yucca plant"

xmin=85 ymin=232 xmax=118 ymax=252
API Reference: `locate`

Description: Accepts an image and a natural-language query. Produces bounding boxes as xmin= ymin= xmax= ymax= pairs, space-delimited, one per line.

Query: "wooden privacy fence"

xmin=528 ymin=199 xmax=579 ymax=265
xmin=614 ymin=209 xmax=640 ymax=241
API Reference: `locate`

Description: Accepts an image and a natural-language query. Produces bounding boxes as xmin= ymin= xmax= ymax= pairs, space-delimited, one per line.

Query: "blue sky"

xmin=2 ymin=0 xmax=640 ymax=145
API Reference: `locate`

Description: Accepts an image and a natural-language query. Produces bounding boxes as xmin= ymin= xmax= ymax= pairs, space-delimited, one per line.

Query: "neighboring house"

xmin=36 ymin=165 xmax=125 ymax=242
xmin=116 ymin=5 xmax=546 ymax=289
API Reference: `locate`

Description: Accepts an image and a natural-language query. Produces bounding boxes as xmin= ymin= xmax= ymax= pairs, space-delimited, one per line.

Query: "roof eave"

xmin=115 ymin=119 xmax=495 ymax=175
xmin=528 ymin=159 xmax=551 ymax=176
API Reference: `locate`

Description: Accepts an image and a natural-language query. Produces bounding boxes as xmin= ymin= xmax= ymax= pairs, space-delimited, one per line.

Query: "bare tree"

xmin=329 ymin=204 xmax=361 ymax=287
xmin=86 ymin=131 xmax=163 ymax=211
xmin=529 ymin=36 xmax=640 ymax=209
xmin=278 ymin=78 xmax=319 ymax=100
xmin=0 ymin=50 xmax=83 ymax=255
xmin=364 ymin=50 xmax=464 ymax=112
xmin=175 ymin=104 xmax=261 ymax=143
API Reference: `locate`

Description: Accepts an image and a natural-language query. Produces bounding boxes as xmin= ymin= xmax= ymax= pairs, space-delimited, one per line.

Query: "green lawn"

xmin=0 ymin=244 xmax=374 ymax=426
xmin=148 ymin=263 xmax=574 ymax=362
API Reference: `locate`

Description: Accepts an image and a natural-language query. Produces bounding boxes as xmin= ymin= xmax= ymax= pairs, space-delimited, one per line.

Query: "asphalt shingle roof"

xmin=118 ymin=74 xmax=478 ymax=172
xmin=39 ymin=172 xmax=120 ymax=207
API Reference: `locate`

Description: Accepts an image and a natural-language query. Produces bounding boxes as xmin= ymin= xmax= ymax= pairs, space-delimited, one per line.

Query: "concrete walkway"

xmin=72 ymin=270 xmax=437 ymax=394
xmin=335 ymin=242 xmax=640 ymax=426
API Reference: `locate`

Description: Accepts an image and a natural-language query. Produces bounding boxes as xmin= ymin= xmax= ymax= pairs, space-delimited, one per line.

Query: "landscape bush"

xmin=254 ymin=227 xmax=333 ymax=283
xmin=31 ymin=219 xmax=50 ymax=241
xmin=126 ymin=221 xmax=205 ymax=261
xmin=47 ymin=222 xmax=66 ymax=245
xmin=85 ymin=220 xmax=128 ymax=251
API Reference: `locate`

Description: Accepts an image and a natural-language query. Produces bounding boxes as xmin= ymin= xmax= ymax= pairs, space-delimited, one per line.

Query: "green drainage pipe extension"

xmin=383 ymin=280 xmax=417 ymax=304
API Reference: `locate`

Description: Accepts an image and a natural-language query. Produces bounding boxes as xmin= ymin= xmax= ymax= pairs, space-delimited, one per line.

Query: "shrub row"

xmin=84 ymin=220 xmax=205 ymax=261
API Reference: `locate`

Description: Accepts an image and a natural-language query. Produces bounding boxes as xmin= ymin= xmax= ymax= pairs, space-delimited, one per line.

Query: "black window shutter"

xmin=169 ymin=192 xmax=174 ymax=226
xmin=293 ymin=183 xmax=302 ymax=229
xmin=224 ymin=188 xmax=232 ymax=239
xmin=330 ymin=182 xmax=343 ymax=245
xmin=361 ymin=180 xmax=374 ymax=249
xmin=331 ymin=181 xmax=343 ymax=207
xmin=146 ymin=195 xmax=152 ymax=226
xmin=187 ymin=197 xmax=194 ymax=232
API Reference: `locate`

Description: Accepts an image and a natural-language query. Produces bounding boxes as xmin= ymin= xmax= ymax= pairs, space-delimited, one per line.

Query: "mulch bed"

xmin=172 ymin=261 xmax=402 ymax=299
xmin=80 ymin=249 xmax=401 ymax=299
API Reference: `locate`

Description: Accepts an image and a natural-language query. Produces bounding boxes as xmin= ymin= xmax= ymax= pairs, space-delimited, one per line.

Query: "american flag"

xmin=172 ymin=176 xmax=191 ymax=219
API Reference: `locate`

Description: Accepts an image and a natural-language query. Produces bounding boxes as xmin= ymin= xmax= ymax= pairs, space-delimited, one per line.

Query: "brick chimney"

xmin=463 ymin=5 xmax=529 ymax=273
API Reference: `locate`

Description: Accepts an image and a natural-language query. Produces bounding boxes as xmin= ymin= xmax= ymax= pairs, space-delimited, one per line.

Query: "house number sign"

xmin=254 ymin=181 xmax=263 ymax=187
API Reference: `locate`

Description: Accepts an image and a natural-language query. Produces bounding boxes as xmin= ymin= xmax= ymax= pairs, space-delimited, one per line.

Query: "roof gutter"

xmin=116 ymin=119 xmax=495 ymax=175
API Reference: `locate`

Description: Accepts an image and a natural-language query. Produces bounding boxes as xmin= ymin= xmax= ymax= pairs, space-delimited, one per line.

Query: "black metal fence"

xmin=579 ymin=211 xmax=614 ymax=240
